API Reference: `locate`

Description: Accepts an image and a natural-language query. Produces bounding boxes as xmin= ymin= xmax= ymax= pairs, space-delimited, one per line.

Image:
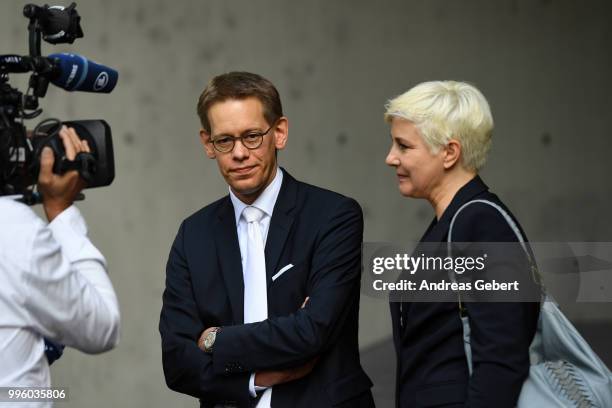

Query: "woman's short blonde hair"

xmin=384 ymin=81 xmax=494 ymax=171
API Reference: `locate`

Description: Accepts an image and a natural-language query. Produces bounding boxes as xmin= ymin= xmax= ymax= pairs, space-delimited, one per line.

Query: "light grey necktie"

xmin=242 ymin=206 xmax=268 ymax=324
xmin=241 ymin=206 xmax=272 ymax=407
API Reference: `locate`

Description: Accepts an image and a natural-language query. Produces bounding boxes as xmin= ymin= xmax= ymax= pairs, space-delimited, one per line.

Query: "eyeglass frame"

xmin=208 ymin=120 xmax=278 ymax=153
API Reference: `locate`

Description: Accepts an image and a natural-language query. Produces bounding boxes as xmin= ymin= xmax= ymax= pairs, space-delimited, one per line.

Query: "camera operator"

xmin=0 ymin=126 xmax=120 ymax=393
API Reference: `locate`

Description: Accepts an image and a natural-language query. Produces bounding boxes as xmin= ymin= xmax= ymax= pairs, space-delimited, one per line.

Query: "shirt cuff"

xmin=249 ymin=373 xmax=269 ymax=398
xmin=249 ymin=373 xmax=257 ymax=398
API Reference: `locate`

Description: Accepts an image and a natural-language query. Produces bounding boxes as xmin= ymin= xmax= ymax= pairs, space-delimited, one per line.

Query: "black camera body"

xmin=0 ymin=2 xmax=116 ymax=202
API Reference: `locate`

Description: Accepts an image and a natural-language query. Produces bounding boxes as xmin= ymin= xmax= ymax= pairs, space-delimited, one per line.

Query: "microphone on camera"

xmin=48 ymin=53 xmax=118 ymax=93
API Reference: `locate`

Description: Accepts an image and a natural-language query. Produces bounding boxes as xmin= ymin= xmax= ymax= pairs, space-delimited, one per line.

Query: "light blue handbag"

xmin=448 ymin=199 xmax=612 ymax=407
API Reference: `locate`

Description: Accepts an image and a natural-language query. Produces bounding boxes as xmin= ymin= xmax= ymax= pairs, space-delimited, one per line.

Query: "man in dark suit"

xmin=159 ymin=72 xmax=374 ymax=408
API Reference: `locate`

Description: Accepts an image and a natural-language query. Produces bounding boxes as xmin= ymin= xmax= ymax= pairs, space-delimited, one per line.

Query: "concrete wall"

xmin=1 ymin=0 xmax=611 ymax=406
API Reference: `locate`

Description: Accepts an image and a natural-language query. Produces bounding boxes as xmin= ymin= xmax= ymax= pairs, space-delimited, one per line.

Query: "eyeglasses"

xmin=209 ymin=122 xmax=276 ymax=153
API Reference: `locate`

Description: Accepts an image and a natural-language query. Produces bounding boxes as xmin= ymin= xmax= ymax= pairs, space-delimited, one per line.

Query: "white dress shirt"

xmin=229 ymin=167 xmax=283 ymax=404
xmin=0 ymin=197 xmax=120 ymax=407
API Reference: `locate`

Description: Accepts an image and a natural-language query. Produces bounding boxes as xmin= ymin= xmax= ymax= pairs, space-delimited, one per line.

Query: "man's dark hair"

xmin=197 ymin=72 xmax=283 ymax=133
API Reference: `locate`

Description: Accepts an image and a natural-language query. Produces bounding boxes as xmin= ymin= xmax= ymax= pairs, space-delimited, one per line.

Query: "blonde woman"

xmin=385 ymin=81 xmax=539 ymax=407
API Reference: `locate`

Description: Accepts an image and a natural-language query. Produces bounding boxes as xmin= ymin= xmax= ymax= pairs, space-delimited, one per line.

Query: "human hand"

xmin=254 ymin=356 xmax=319 ymax=387
xmin=38 ymin=126 xmax=90 ymax=222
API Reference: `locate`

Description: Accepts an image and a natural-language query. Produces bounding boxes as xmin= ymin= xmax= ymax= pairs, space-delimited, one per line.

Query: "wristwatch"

xmin=201 ymin=327 xmax=221 ymax=353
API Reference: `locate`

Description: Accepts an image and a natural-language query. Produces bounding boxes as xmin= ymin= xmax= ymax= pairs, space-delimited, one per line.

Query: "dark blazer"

xmin=160 ymin=169 xmax=374 ymax=408
xmin=390 ymin=175 xmax=540 ymax=408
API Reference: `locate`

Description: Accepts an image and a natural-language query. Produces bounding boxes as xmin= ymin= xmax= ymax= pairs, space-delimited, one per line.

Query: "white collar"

xmin=229 ymin=167 xmax=284 ymax=225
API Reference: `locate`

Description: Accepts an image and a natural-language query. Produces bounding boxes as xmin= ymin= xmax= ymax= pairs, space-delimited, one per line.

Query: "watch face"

xmin=204 ymin=331 xmax=216 ymax=350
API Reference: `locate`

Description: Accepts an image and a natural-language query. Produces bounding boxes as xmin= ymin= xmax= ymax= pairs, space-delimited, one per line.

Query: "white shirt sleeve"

xmin=249 ymin=372 xmax=269 ymax=397
xmin=22 ymin=205 xmax=120 ymax=354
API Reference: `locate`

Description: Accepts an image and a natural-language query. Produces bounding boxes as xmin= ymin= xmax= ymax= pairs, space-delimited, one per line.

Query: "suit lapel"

xmin=393 ymin=176 xmax=490 ymax=340
xmin=214 ymin=197 xmax=245 ymax=324
xmin=265 ymin=169 xmax=298 ymax=287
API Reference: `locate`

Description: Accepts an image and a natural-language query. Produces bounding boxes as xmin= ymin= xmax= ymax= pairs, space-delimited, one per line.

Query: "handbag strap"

xmin=447 ymin=199 xmax=540 ymax=315
xmin=448 ymin=199 xmax=530 ymax=256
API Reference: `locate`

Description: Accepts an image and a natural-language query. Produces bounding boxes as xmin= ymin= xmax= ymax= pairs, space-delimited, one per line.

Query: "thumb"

xmin=39 ymin=147 xmax=55 ymax=175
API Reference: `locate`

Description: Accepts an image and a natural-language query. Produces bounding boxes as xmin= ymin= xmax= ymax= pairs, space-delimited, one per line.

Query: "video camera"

xmin=0 ymin=2 xmax=117 ymax=204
